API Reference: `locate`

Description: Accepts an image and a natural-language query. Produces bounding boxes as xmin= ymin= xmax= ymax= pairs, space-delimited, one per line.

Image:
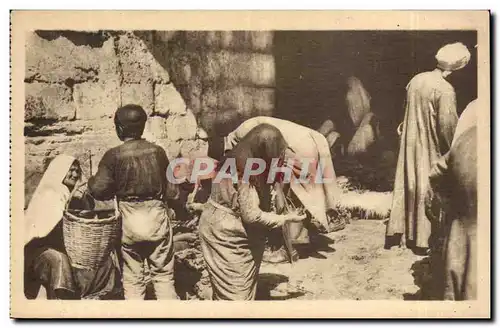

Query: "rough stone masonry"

xmin=24 ymin=30 xmax=275 ymax=207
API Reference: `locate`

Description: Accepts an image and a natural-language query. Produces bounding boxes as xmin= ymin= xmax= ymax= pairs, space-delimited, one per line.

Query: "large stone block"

xmin=199 ymin=31 xmax=273 ymax=53
xmin=216 ymin=86 xmax=274 ymax=117
xmin=25 ymin=32 xmax=119 ymax=83
xmin=203 ymin=51 xmax=275 ymax=87
xmin=153 ymin=138 xmax=182 ymax=160
xmin=196 ymin=127 xmax=209 ymax=140
xmin=74 ymin=81 xmax=120 ymax=120
xmin=117 ymin=32 xmax=170 ymax=84
xmin=86 ymin=118 xmax=117 ymax=134
xmin=24 ymin=121 xmax=89 ymax=137
xmin=57 ymin=133 xmax=121 ymax=175
xmin=174 ymin=62 xmax=192 ymax=86
xmin=164 ymin=109 xmax=198 ymax=141
xmin=248 ymin=54 xmax=275 ymax=87
xmin=203 ymin=31 xmax=245 ymax=50
xmin=145 ymin=110 xmax=198 ymax=143
xmin=198 ymin=109 xmax=243 ymax=137
xmin=204 ymin=31 xmax=221 ymax=48
xmin=179 ymin=139 xmax=209 ymax=161
xmin=25 ymin=82 xmax=75 ymax=121
xmin=25 ymin=156 xmax=46 ymax=208
xmin=222 ymin=31 xmax=273 ymax=53
xmin=99 ymin=37 xmax=121 ymax=81
xmin=198 ymin=111 xmax=217 ymax=136
xmin=200 ymin=87 xmax=218 ymax=112
xmin=154 ymin=83 xmax=187 ymax=116
xmin=25 ymin=138 xmax=54 ymax=157
xmin=144 ymin=116 xmax=169 ymax=140
xmin=154 ymin=31 xmax=179 ymax=43
xmin=166 ymin=44 xmax=200 ymax=85
xmin=217 ymin=86 xmax=253 ymax=114
xmin=185 ymin=76 xmax=203 ymax=115
xmin=121 ymin=83 xmax=154 ymax=115
xmin=252 ymin=87 xmax=275 ymax=116
xmin=185 ymin=31 xmax=207 ymax=50
xmin=186 ymin=85 xmax=202 ymax=116
xmin=249 ymin=31 xmax=273 ymax=53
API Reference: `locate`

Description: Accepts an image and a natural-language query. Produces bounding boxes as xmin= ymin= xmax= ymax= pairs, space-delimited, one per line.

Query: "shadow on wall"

xmin=135 ymin=31 xmax=270 ymax=138
xmin=34 ymin=30 xmax=110 ymax=48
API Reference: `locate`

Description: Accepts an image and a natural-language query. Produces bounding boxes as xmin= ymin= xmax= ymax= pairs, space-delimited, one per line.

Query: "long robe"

xmin=441 ymin=127 xmax=477 ymax=300
xmin=386 ymin=70 xmax=459 ymax=249
xmin=225 ymin=116 xmax=340 ymax=230
xmin=428 ymin=100 xmax=478 ymax=300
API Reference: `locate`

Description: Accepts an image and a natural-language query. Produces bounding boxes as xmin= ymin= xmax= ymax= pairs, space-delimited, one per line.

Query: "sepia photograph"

xmin=10 ymin=10 xmax=490 ymax=318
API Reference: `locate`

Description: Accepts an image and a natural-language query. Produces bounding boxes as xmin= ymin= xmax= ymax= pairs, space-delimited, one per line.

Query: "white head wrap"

xmin=435 ymin=42 xmax=471 ymax=71
xmin=24 ymin=154 xmax=78 ymax=244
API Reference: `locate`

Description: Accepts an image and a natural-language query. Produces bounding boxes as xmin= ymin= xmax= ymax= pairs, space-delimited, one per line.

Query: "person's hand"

xmin=71 ymin=180 xmax=88 ymax=200
xmin=285 ymin=209 xmax=307 ymax=223
xmin=397 ymin=122 xmax=404 ymax=136
xmin=186 ymin=202 xmax=204 ymax=215
xmin=424 ymin=186 xmax=442 ymax=224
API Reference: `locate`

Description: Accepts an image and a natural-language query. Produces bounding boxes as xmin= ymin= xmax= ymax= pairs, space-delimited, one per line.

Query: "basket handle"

xmin=114 ymin=197 xmax=119 ymax=217
xmin=64 ymin=182 xmax=119 ymax=218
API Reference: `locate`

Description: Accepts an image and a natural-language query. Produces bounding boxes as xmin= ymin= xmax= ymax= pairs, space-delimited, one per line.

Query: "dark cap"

xmin=114 ymin=104 xmax=147 ymax=139
xmin=115 ymin=104 xmax=147 ymax=127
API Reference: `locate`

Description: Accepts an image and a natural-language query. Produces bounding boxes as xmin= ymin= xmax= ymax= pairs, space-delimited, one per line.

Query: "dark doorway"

xmin=273 ymin=30 xmax=477 ymax=191
xmin=274 ymin=30 xmax=478 ymax=137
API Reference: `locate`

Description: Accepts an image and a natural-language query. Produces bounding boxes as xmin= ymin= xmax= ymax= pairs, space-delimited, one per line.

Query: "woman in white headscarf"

xmin=24 ymin=154 xmax=121 ymax=300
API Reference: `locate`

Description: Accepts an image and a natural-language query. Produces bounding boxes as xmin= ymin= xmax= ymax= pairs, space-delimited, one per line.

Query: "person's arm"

xmin=274 ymin=181 xmax=287 ymax=215
xmin=426 ymin=149 xmax=452 ymax=224
xmin=87 ymin=150 xmax=117 ymax=201
xmin=237 ymin=181 xmax=285 ymax=229
xmin=237 ymin=181 xmax=305 ymax=229
xmin=437 ymin=88 xmax=459 ymax=152
xmin=429 ymin=152 xmax=450 ymax=187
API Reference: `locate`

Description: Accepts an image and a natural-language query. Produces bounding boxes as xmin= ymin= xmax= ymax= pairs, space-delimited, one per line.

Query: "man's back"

xmin=407 ymin=71 xmax=454 ymax=105
xmin=404 ymin=70 xmax=457 ymax=157
xmin=88 ymin=139 xmax=170 ymax=201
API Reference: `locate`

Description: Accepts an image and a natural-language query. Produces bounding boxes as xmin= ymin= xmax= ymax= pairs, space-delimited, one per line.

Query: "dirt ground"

xmin=257 ymin=220 xmax=430 ymax=301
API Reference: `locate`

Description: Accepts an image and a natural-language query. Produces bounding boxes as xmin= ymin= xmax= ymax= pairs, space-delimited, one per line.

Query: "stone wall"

xmin=142 ymin=31 xmax=275 ymax=136
xmin=24 ymin=30 xmax=276 ymax=207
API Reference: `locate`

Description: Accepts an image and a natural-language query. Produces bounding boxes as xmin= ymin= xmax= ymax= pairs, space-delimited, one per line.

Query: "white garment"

xmin=346 ymin=76 xmax=371 ymax=128
xmin=24 ymin=154 xmax=77 ymax=244
xmin=452 ymin=99 xmax=477 ymax=146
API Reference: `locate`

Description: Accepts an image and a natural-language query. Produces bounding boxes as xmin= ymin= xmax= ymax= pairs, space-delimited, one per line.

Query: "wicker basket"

xmin=63 ymin=209 xmax=120 ymax=270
